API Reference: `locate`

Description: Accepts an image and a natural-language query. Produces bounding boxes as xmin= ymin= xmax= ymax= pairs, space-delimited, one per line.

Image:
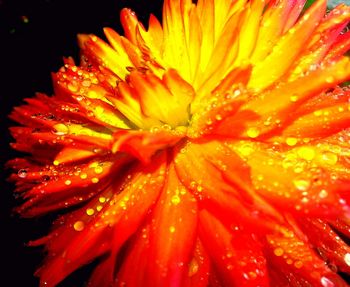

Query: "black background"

xmin=1 ymin=1 xmax=161 ymax=286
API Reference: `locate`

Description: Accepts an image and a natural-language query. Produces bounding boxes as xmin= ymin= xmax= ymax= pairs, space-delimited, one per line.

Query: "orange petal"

xmin=111 ymin=129 xmax=183 ymax=163
xmin=145 ymin=165 xmax=198 ymax=286
xmin=174 ymin=141 xmax=277 ymax=232
xmin=242 ymin=57 xmax=350 ymax=138
xmin=199 ymin=210 xmax=270 ymax=286
xmin=37 ymin=153 xmax=167 ymax=286
xmin=229 ymin=141 xmax=346 ymax=217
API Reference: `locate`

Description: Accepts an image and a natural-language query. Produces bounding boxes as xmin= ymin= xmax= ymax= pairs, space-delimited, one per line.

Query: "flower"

xmin=8 ymin=0 xmax=350 ymax=286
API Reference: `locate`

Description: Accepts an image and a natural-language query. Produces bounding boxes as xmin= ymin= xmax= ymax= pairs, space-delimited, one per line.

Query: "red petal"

xmin=199 ymin=210 xmax=270 ymax=286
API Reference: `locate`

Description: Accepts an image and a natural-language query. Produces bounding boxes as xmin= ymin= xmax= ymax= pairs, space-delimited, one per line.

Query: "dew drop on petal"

xmin=297 ymin=147 xmax=315 ymax=161
xmin=73 ymin=221 xmax=85 ymax=231
xmin=274 ymin=247 xmax=284 ymax=256
xmin=321 ymin=276 xmax=335 ymax=287
xmin=80 ymin=173 xmax=88 ymax=179
xmin=286 ymin=137 xmax=298 ymax=146
xmin=171 ymin=194 xmax=181 ymax=205
xmin=286 ymin=259 xmax=293 ymax=265
xmin=65 ymin=179 xmax=72 ymax=186
xmin=294 ymin=261 xmax=303 ymax=269
xmin=247 ymin=127 xmax=260 ymax=138
xmin=18 ymin=169 xmax=27 ymax=178
xmin=293 ymin=179 xmax=311 ymax=191
xmin=53 ymin=123 xmax=69 ymax=135
xmin=290 ymin=95 xmax=298 ymax=102
xmin=86 ymin=208 xmax=95 ymax=216
xmin=94 ymin=166 xmax=104 ymax=174
xmin=318 ymin=189 xmax=328 ymax=199
xmin=188 ymin=259 xmax=199 ymax=277
xmin=321 ymin=152 xmax=338 ymax=165
xmin=91 ymin=177 xmax=99 ymax=183
xmin=344 ymin=253 xmax=350 ymax=266
xmin=169 ymin=226 xmax=176 ymax=233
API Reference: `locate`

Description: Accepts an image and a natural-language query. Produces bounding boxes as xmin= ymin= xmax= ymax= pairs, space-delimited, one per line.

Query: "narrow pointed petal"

xmin=248 ymin=0 xmax=327 ymax=91
xmin=145 ymin=165 xmax=198 ymax=286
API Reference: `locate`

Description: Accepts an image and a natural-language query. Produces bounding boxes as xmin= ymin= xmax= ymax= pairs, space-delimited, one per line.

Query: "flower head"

xmin=8 ymin=0 xmax=350 ymax=286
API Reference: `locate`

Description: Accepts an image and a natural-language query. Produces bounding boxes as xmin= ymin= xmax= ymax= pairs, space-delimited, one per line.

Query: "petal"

xmin=127 ymin=70 xmax=191 ymax=127
xmin=297 ymin=218 xmax=350 ymax=274
xmin=242 ymin=57 xmax=350 ymax=138
xmin=37 ymin=152 xmax=167 ymax=286
xmin=248 ymin=0 xmax=327 ymax=91
xmin=251 ymin=0 xmax=305 ymax=62
xmin=199 ymin=210 xmax=270 ymax=286
xmin=115 ymin=224 xmax=151 ymax=286
xmin=229 ymin=141 xmax=347 ymax=217
xmin=174 ymin=140 xmax=279 ymax=232
xmin=182 ymin=239 xmax=210 ymax=287
xmin=111 ymin=128 xmax=184 ymax=163
xmin=266 ymin=223 xmax=348 ymax=286
xmin=145 ymin=165 xmax=198 ymax=286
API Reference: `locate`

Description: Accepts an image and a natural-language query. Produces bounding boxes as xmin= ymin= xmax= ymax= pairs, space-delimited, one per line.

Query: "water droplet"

xmin=344 ymin=253 xmax=350 ymax=266
xmin=321 ymin=152 xmax=338 ymax=165
xmin=274 ymin=247 xmax=284 ymax=256
xmin=286 ymin=137 xmax=298 ymax=146
xmin=293 ymin=179 xmax=311 ymax=191
xmin=171 ymin=195 xmax=181 ymax=205
xmin=82 ymin=79 xmax=91 ymax=87
xmin=290 ymin=95 xmax=298 ymax=102
xmin=188 ymin=259 xmax=199 ymax=277
xmin=80 ymin=173 xmax=88 ymax=179
xmin=239 ymin=143 xmax=254 ymax=156
xmin=321 ymin=276 xmax=335 ymax=287
xmin=67 ymin=81 xmax=79 ymax=92
xmin=73 ymin=221 xmax=85 ymax=231
xmin=86 ymin=208 xmax=95 ymax=216
xmin=319 ymin=189 xmax=328 ymax=199
xmin=94 ymin=166 xmax=104 ymax=174
xmin=18 ymin=169 xmax=27 ymax=178
xmin=325 ymin=76 xmax=334 ymax=83
xmin=294 ymin=261 xmax=303 ymax=269
xmin=226 ymin=251 xmax=233 ymax=258
xmin=53 ymin=123 xmax=69 ymax=135
xmin=53 ymin=160 xmax=60 ymax=166
xmin=169 ymin=226 xmax=176 ymax=233
xmin=226 ymin=264 xmax=233 ymax=270
xmin=297 ymin=146 xmax=316 ymax=161
xmin=215 ymin=114 xmax=222 ymax=121
xmin=65 ymin=179 xmax=72 ymax=186
xmin=247 ymin=127 xmax=260 ymax=138
xmin=91 ymin=177 xmax=99 ymax=183
xmin=99 ymin=196 xmax=106 ymax=203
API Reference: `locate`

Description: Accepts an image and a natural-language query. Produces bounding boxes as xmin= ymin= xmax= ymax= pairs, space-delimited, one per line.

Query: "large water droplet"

xmin=18 ymin=169 xmax=27 ymax=178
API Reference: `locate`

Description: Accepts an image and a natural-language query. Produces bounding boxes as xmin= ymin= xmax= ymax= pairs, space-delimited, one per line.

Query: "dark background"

xmin=0 ymin=1 xmax=161 ymax=286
